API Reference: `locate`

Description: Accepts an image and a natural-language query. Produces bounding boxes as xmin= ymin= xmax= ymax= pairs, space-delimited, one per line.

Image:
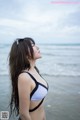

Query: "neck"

xmin=29 ymin=60 xmax=36 ymax=70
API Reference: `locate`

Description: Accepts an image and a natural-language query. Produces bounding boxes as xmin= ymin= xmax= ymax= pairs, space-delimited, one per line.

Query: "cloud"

xmin=62 ymin=8 xmax=80 ymax=26
xmin=60 ymin=26 xmax=80 ymax=36
xmin=0 ymin=0 xmax=80 ymax=43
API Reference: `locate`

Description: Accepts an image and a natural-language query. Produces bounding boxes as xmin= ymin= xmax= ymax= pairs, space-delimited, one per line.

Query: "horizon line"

xmin=0 ymin=42 xmax=80 ymax=45
xmin=37 ymin=43 xmax=80 ymax=45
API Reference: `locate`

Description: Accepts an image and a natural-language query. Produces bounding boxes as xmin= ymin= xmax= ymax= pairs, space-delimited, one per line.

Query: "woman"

xmin=9 ymin=37 xmax=49 ymax=120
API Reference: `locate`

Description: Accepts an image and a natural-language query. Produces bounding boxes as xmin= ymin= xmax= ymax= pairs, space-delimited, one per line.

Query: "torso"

xmin=30 ymin=104 xmax=46 ymax=120
xmin=22 ymin=69 xmax=48 ymax=120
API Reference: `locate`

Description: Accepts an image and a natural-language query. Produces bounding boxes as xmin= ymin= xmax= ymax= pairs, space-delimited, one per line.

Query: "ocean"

xmin=0 ymin=43 xmax=80 ymax=77
xmin=0 ymin=43 xmax=80 ymax=120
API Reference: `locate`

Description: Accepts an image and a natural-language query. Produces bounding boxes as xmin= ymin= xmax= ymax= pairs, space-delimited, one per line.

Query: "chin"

xmin=35 ymin=56 xmax=42 ymax=60
xmin=39 ymin=54 xmax=42 ymax=58
xmin=38 ymin=56 xmax=42 ymax=59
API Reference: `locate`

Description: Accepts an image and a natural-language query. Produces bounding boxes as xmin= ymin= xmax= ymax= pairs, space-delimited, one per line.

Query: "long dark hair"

xmin=9 ymin=37 xmax=39 ymax=117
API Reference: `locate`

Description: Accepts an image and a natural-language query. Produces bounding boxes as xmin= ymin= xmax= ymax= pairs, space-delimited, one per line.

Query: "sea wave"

xmin=0 ymin=43 xmax=80 ymax=78
xmin=0 ymin=71 xmax=80 ymax=77
xmin=57 ymin=63 xmax=80 ymax=67
xmin=42 ymin=73 xmax=80 ymax=77
xmin=42 ymin=53 xmax=80 ymax=57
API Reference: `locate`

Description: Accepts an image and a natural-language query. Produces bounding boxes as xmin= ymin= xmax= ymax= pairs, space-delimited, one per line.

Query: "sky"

xmin=0 ymin=0 xmax=80 ymax=44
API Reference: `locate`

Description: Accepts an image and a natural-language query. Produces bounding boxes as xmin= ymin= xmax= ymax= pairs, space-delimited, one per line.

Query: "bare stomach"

xmin=30 ymin=104 xmax=46 ymax=120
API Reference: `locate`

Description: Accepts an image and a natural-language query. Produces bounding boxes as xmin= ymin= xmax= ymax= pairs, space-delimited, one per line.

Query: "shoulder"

xmin=18 ymin=72 xmax=31 ymax=86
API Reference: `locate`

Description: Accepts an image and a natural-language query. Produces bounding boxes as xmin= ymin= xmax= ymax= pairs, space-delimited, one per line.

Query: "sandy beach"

xmin=44 ymin=75 xmax=80 ymax=120
xmin=0 ymin=75 xmax=80 ymax=120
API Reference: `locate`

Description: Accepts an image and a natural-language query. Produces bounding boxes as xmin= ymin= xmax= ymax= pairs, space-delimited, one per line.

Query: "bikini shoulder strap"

xmin=21 ymin=71 xmax=38 ymax=84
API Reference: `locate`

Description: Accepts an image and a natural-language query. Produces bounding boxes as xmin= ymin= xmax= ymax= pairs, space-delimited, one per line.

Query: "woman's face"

xmin=32 ymin=43 xmax=42 ymax=60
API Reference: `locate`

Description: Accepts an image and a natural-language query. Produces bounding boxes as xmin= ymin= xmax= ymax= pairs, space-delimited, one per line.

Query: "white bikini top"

xmin=22 ymin=71 xmax=49 ymax=112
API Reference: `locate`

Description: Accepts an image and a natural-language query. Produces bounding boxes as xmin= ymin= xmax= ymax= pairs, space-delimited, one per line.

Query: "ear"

xmin=26 ymin=55 xmax=32 ymax=61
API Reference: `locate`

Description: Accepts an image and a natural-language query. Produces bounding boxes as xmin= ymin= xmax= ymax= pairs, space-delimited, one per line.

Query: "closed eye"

xmin=31 ymin=43 xmax=35 ymax=47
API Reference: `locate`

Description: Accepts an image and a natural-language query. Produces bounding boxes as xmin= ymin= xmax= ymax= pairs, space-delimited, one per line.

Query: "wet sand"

xmin=44 ymin=75 xmax=80 ymax=120
xmin=0 ymin=75 xmax=80 ymax=120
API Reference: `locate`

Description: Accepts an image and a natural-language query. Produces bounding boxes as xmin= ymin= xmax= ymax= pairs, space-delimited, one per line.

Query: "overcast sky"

xmin=0 ymin=0 xmax=80 ymax=44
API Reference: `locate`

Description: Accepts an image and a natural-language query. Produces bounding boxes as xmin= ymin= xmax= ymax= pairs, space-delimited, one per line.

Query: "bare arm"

xmin=18 ymin=73 xmax=32 ymax=120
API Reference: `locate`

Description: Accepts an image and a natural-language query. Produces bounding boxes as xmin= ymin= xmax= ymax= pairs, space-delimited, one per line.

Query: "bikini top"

xmin=22 ymin=71 xmax=49 ymax=112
